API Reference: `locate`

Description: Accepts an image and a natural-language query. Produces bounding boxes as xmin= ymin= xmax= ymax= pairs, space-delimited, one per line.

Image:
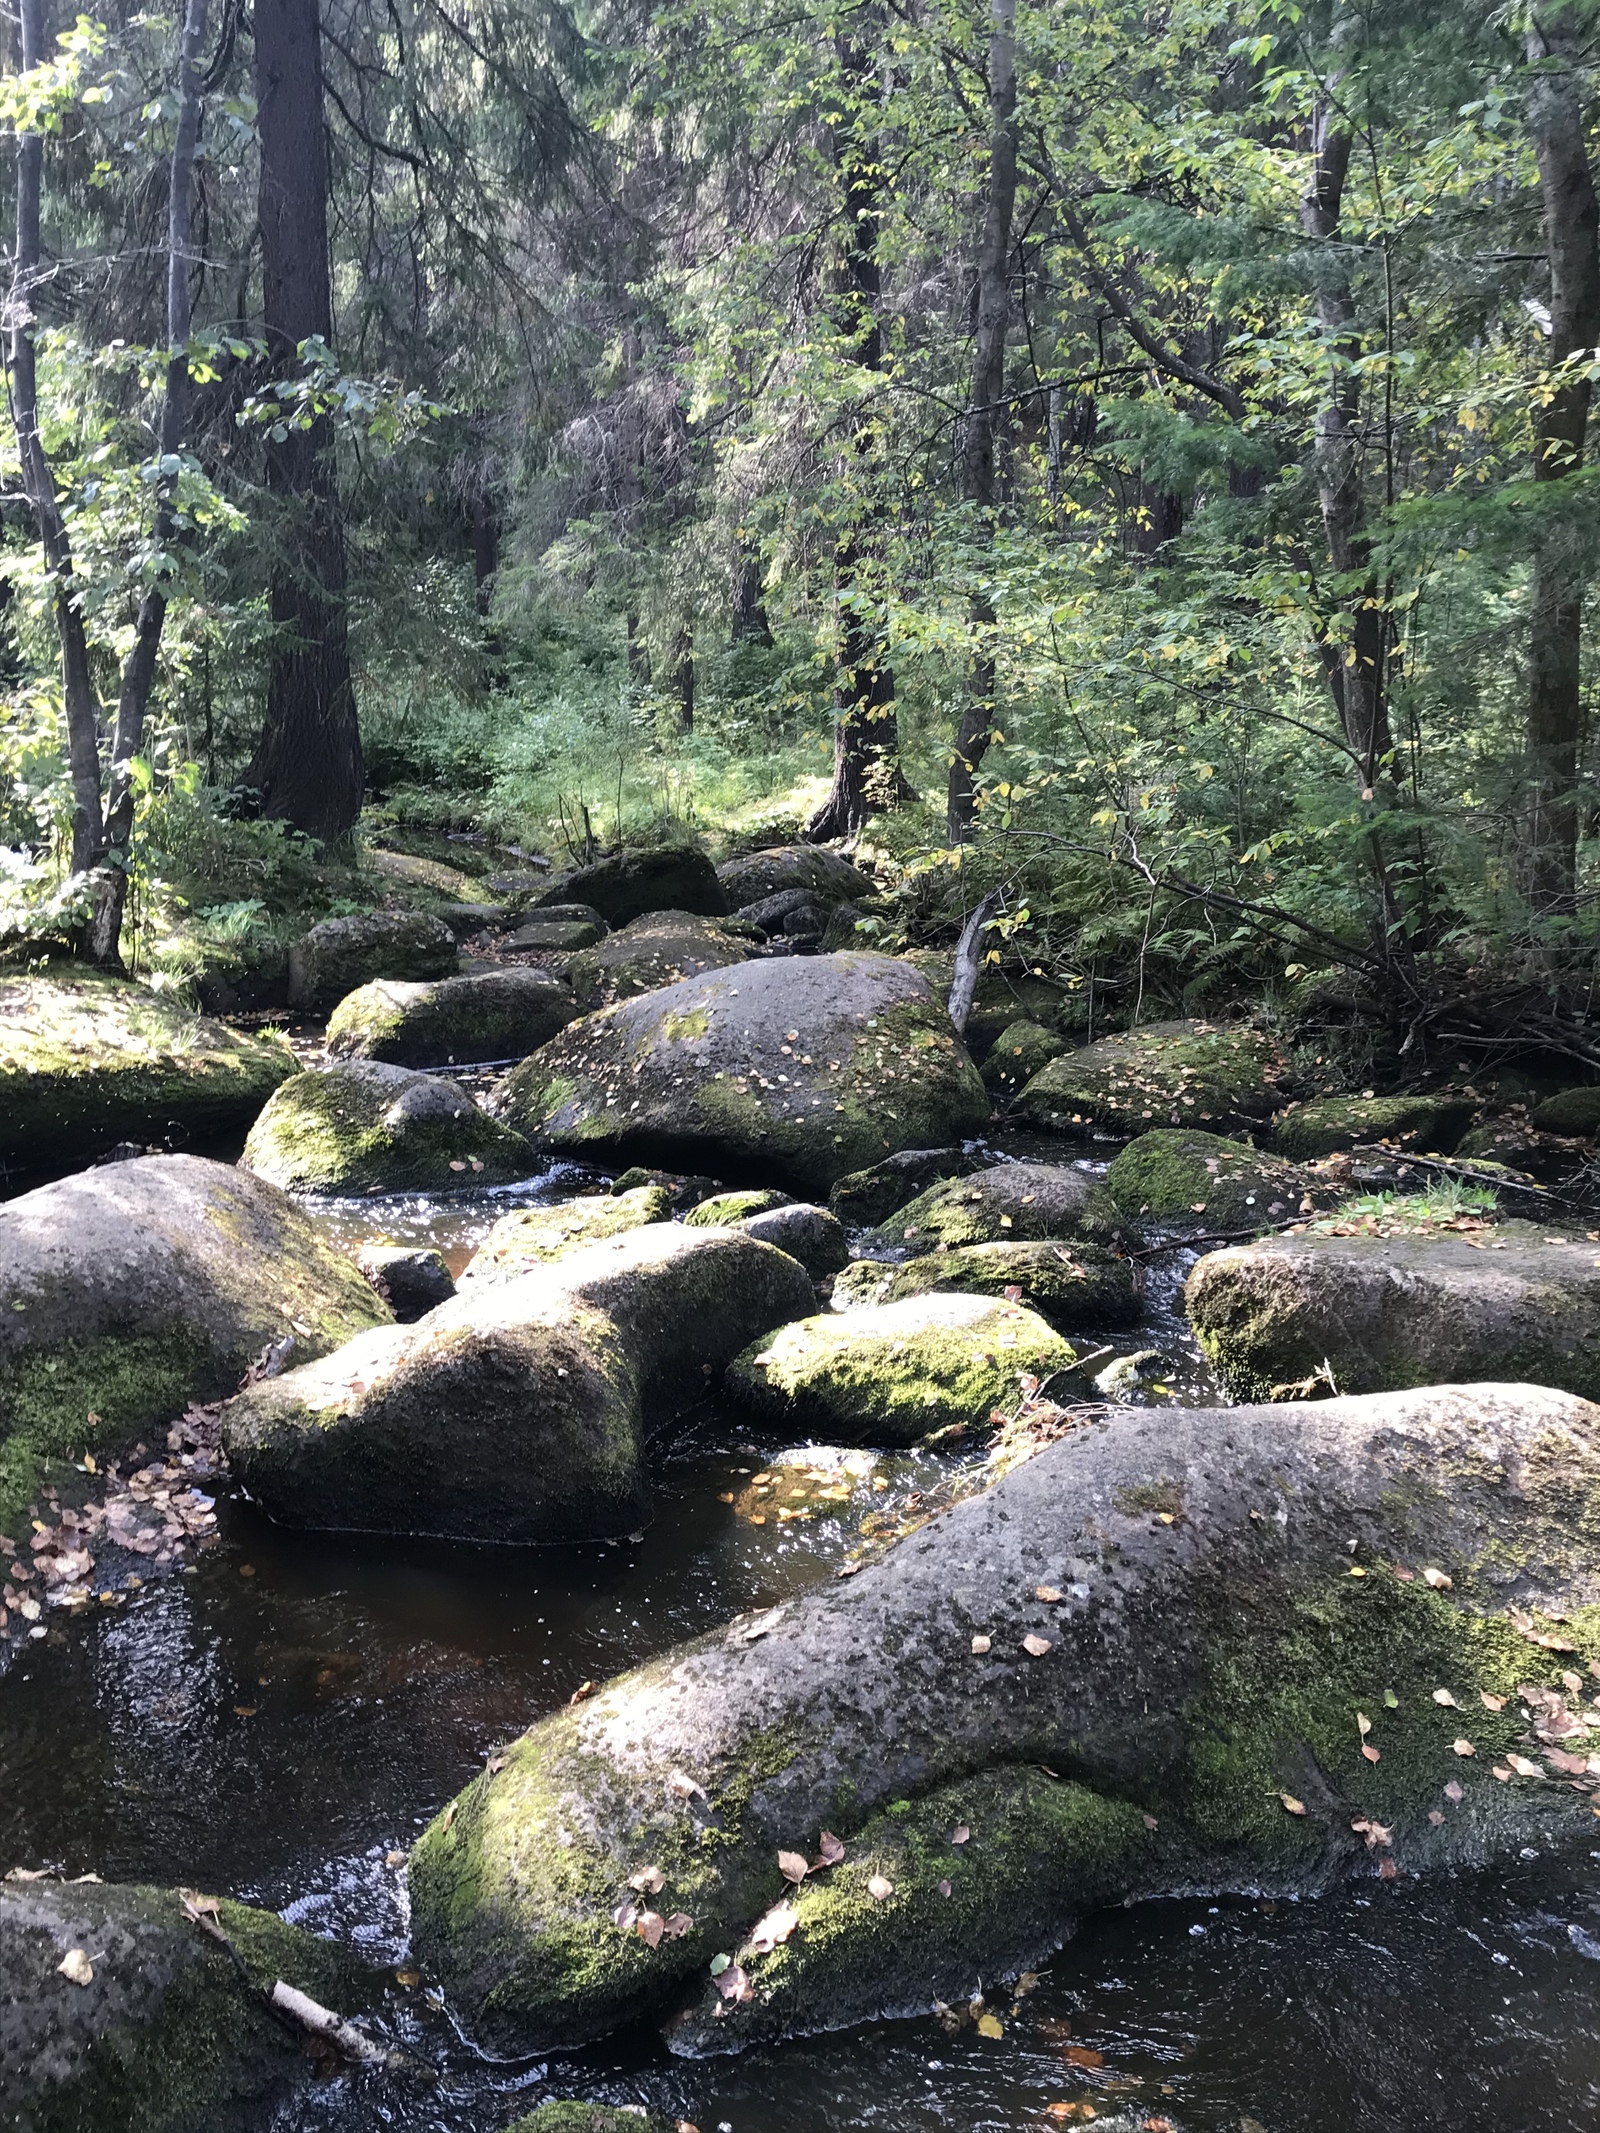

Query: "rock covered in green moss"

xmin=408 ymin=1382 xmax=1600 ymax=2053
xmin=1107 ymin=1128 xmax=1331 ymax=1228
xmin=494 ymin=952 xmax=990 ymax=1197
xmin=866 ymin=1160 xmax=1130 ymax=1253
xmin=242 ymin=1061 xmax=534 ymax=1194
xmin=1269 ymin=1092 xmax=1475 ymax=1161
xmin=608 ymin=1165 xmax=722 ymax=1208
xmin=566 ymin=910 xmax=754 ymax=1008
xmin=980 ymin=1019 xmax=1068 ymax=1100
xmin=685 ymin=1189 xmax=793 ymax=1226
xmin=1532 ymin=1084 xmax=1600 ymax=1137
xmin=0 ymin=969 xmax=296 ymax=1172
xmin=716 ymin=844 xmax=875 ymax=909
xmin=324 ymin=968 xmax=576 ymax=1067
xmin=1185 ymin=1220 xmax=1600 ymax=1400
xmin=460 ymin=1187 xmax=675 ymax=1284
xmin=832 ymin=1239 xmax=1141 ymax=1330
xmin=736 ymin=1202 xmax=850 ymax=1276
xmin=827 ymin=1148 xmax=971 ymax=1228
xmin=1013 ymin=1018 xmax=1293 ymax=1134
xmin=222 ymin=1223 xmax=815 ymax=1542
xmin=1 ymin=1876 xmax=378 ymax=2133
xmin=286 ymin=910 xmax=458 ymax=1013
xmin=506 ymin=918 xmax=606 ymax=952
xmin=355 ymin=1242 xmax=455 ymax=1320
xmin=524 ymin=845 xmax=728 ymax=926
xmin=0 ymin=1154 xmax=387 ymax=1539
xmin=1455 ymin=1117 xmax=1581 ymax=1183
xmin=725 ymin=1293 xmax=1075 ymax=1445
xmin=505 ymin=2109 xmax=672 ymax=2133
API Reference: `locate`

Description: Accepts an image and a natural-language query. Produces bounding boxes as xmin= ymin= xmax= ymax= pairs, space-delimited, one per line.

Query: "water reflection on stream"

xmin=6 ymin=1167 xmax=1600 ymax=2131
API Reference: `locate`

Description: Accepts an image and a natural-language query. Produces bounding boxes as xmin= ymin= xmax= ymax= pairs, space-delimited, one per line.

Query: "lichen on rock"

xmin=1013 ymin=1019 xmax=1293 ymax=1135
xmin=460 ymin=1187 xmax=675 ymax=1284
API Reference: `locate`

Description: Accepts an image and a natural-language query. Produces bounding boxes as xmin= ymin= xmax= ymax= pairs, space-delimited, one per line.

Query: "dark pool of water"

xmin=8 ymin=1168 xmax=1598 ymax=2131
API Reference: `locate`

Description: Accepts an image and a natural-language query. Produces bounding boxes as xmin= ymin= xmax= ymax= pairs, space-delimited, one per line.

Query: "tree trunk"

xmin=87 ymin=0 xmax=210 ymax=963
xmin=730 ymin=546 xmax=772 ymax=646
xmin=1299 ymin=11 xmax=1392 ymax=795
xmin=807 ymin=30 xmax=910 ymax=842
xmin=244 ymin=0 xmax=362 ymax=843
xmin=6 ymin=0 xmax=103 ymax=881
xmin=1522 ymin=8 xmax=1600 ymax=915
xmin=667 ymin=623 xmax=694 ymax=733
xmin=946 ymin=0 xmax=1019 ymax=843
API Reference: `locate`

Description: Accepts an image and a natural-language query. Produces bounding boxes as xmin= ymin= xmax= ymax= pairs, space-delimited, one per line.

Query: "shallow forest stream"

xmin=6 ymin=1164 xmax=1600 ymax=2133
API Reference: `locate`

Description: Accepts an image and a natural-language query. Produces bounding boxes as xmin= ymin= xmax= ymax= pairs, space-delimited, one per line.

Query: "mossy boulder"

xmin=355 ymin=1242 xmax=455 ymax=1320
xmin=286 ymin=910 xmax=458 ymax=1013
xmin=685 ymin=1189 xmax=794 ymax=1226
xmin=324 ymin=968 xmax=577 ymax=1068
xmin=0 ymin=969 xmax=295 ymax=1172
xmin=716 ymin=845 xmax=875 ymax=909
xmin=608 ymin=1166 xmax=722 ymax=1209
xmin=832 ymin=1239 xmax=1141 ymax=1331
xmin=506 ymin=918 xmax=606 ymax=952
xmin=506 ymin=2108 xmax=671 ymax=2133
xmin=567 ymin=911 xmax=754 ymax=1009
xmin=980 ymin=1019 xmax=1068 ymax=1100
xmin=1107 ymin=1129 xmax=1331 ymax=1228
xmin=866 ymin=1160 xmax=1130 ymax=1253
xmin=828 ymin=1148 xmax=971 ymax=1228
xmin=1532 ymin=1085 xmax=1600 ymax=1137
xmin=736 ymin=1202 xmax=850 ymax=1276
xmin=494 ymin=952 xmax=991 ymax=1197
xmin=1269 ymin=1093 xmax=1476 ymax=1161
xmin=527 ymin=845 xmax=728 ymax=926
xmin=725 ymin=1293 xmax=1076 ymax=1445
xmin=408 ymin=1382 xmax=1600 ymax=2053
xmin=1013 ymin=1018 xmax=1293 ymax=1135
xmin=0 ymin=1154 xmax=387 ymax=1539
xmin=222 ymin=1224 xmax=815 ymax=1543
xmin=1456 ymin=1117 xmax=1583 ymax=1184
xmin=460 ymin=1187 xmax=675 ymax=1284
xmin=1185 ymin=1220 xmax=1600 ymax=1401
xmin=1 ymin=1877 xmax=378 ymax=2133
xmin=242 ymin=1061 xmax=534 ymax=1194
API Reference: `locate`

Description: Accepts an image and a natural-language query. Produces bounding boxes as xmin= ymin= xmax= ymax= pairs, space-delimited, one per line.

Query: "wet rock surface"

xmin=324 ymin=968 xmax=577 ymax=1068
xmin=407 ymin=1383 xmax=1600 ymax=2056
xmin=459 ymin=1186 xmax=676 ymax=1284
xmin=865 ymin=1160 xmax=1129 ymax=1253
xmin=494 ymin=952 xmax=990 ymax=1196
xmin=832 ymin=1238 xmax=1141 ymax=1331
xmin=286 ymin=912 xmax=459 ymax=1014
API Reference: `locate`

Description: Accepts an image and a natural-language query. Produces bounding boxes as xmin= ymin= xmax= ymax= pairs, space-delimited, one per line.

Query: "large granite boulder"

xmin=566 ymin=911 xmax=754 ymax=1009
xmin=1532 ymin=1085 xmax=1600 ymax=1137
xmin=832 ymin=1239 xmax=1141 ymax=1330
xmin=408 ymin=1382 xmax=1600 ymax=2055
xmin=865 ymin=1160 xmax=1129 ymax=1252
xmin=1107 ymin=1128 xmax=1333 ymax=1228
xmin=494 ymin=953 xmax=990 ymax=1198
xmin=827 ymin=1148 xmax=972 ymax=1228
xmin=242 ymin=1061 xmax=534 ymax=1194
xmin=0 ymin=969 xmax=295 ymax=1172
xmin=0 ymin=1154 xmax=386 ymax=1538
xmin=1186 ymin=1220 xmax=1600 ymax=1402
xmin=725 ymin=1293 xmax=1076 ymax=1444
xmin=525 ymin=846 xmax=728 ymax=926
xmin=1013 ymin=1019 xmax=1293 ymax=1135
xmin=459 ymin=1187 xmax=675 ymax=1285
xmin=716 ymin=846 xmax=876 ymax=911
xmin=1269 ymin=1093 xmax=1476 ymax=1162
xmin=221 ymin=1224 xmax=815 ymax=1543
xmin=324 ymin=968 xmax=577 ymax=1067
xmin=286 ymin=911 xmax=458 ymax=1013
xmin=1 ymin=1877 xmax=378 ymax=2133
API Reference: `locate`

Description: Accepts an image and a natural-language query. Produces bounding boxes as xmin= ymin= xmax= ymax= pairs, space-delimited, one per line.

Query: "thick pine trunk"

xmin=807 ymin=30 xmax=910 ymax=842
xmin=1522 ymin=9 xmax=1600 ymax=915
xmin=245 ymin=0 xmax=362 ymax=843
xmin=730 ymin=547 xmax=772 ymax=646
xmin=946 ymin=0 xmax=1018 ymax=843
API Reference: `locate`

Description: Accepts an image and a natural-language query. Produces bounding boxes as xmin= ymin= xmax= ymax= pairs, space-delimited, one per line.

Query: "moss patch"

xmin=867 ymin=1161 xmax=1127 ymax=1252
xmin=685 ymin=1188 xmax=793 ymax=1226
xmin=1270 ymin=1093 xmax=1476 ymax=1162
xmin=1013 ymin=1018 xmax=1291 ymax=1134
xmin=462 ymin=1188 xmax=673 ymax=1282
xmin=1107 ymin=1128 xmax=1330 ymax=1227
xmin=980 ymin=1019 xmax=1067 ymax=1099
xmin=243 ymin=1063 xmax=534 ymax=1194
xmin=832 ymin=1239 xmax=1141 ymax=1331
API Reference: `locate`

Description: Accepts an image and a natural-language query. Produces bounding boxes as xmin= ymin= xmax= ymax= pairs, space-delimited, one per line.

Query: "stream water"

xmin=7 ymin=1162 xmax=1600 ymax=2131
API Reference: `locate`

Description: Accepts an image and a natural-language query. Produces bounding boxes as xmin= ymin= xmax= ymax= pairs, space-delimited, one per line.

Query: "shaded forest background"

xmin=4 ymin=0 xmax=1600 ymax=1058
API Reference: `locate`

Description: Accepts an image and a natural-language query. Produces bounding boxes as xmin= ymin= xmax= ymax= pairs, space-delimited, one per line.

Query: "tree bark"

xmin=807 ymin=29 xmax=910 ymax=842
xmin=1522 ymin=7 xmax=1600 ymax=915
xmin=86 ymin=0 xmax=210 ymax=963
xmin=947 ymin=0 xmax=1019 ymax=843
xmin=1298 ymin=10 xmax=1393 ymax=797
xmin=667 ymin=622 xmax=694 ymax=733
xmin=244 ymin=0 xmax=362 ymax=843
xmin=730 ymin=545 xmax=772 ymax=646
xmin=6 ymin=0 xmax=103 ymax=880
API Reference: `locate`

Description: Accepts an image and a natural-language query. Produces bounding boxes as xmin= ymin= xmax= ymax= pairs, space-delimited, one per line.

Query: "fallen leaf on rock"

xmin=1378 ymin=1857 xmax=1398 ymax=1881
xmin=976 ymin=2011 xmax=1004 ymax=2038
xmin=938 ymin=1877 xmax=952 ymax=1897
xmin=1481 ymin=1692 xmax=1506 ymax=1711
xmin=1432 ymin=1688 xmax=1457 ymax=1707
xmin=1034 ymin=1585 xmax=1063 ymax=1603
xmin=778 ymin=1850 xmax=808 ymax=1884
xmin=1142 ymin=1812 xmax=1159 ymax=1830
xmin=1384 ymin=1688 xmax=1400 ymax=1708
xmin=1422 ymin=1567 xmax=1452 ymax=1589
xmin=1280 ymin=1793 xmax=1307 ymax=1815
xmin=1064 ymin=2046 xmax=1104 ymax=2068
xmin=746 ymin=1901 xmax=798 ymax=1954
xmin=613 ymin=1903 xmax=637 ymax=1930
xmin=1452 ymin=1738 xmax=1475 ymax=1756
xmin=867 ymin=1873 xmax=894 ymax=1900
xmin=1356 ymin=1712 xmax=1372 ymax=1736
xmin=635 ymin=1910 xmax=665 ymax=1949
xmin=814 ymin=1830 xmax=845 ymax=1867
xmin=1022 ymin=1633 xmax=1054 ymax=1657
xmin=569 ymin=1679 xmax=595 ymax=1704
xmin=395 ymin=1968 xmax=421 ymax=1987
xmin=971 ymin=1634 xmax=992 ymax=1654
xmin=1564 ymin=1668 xmax=1585 ymax=1695
xmin=715 ymin=1962 xmax=753 ymax=2003
xmin=57 ymin=1949 xmax=93 ymax=1986
xmin=662 ymin=1912 xmax=693 ymax=1939
xmin=1361 ymin=1744 xmax=1381 ymax=1763
xmin=629 ymin=1866 xmax=666 ymax=1894
xmin=1546 ymin=1748 xmax=1590 ymax=1776
xmin=708 ymin=1952 xmax=730 ymax=1975
xmin=951 ymin=1824 xmax=970 ymax=1845
xmin=1428 ymin=1810 xmax=1445 ymax=1826
xmin=1444 ymin=1780 xmax=1464 ymax=1801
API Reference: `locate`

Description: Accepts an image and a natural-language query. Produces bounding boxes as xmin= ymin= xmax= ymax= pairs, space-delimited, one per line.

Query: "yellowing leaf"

xmin=1279 ymin=1793 xmax=1306 ymax=1815
xmin=1022 ymin=1633 xmax=1054 ymax=1657
xmin=57 ymin=1949 xmax=93 ymax=1986
xmin=867 ymin=1873 xmax=894 ymax=1901
xmin=1432 ymin=1688 xmax=1457 ymax=1707
xmin=976 ymin=2011 xmax=1004 ymax=2038
xmin=777 ymin=1850 xmax=808 ymax=1884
